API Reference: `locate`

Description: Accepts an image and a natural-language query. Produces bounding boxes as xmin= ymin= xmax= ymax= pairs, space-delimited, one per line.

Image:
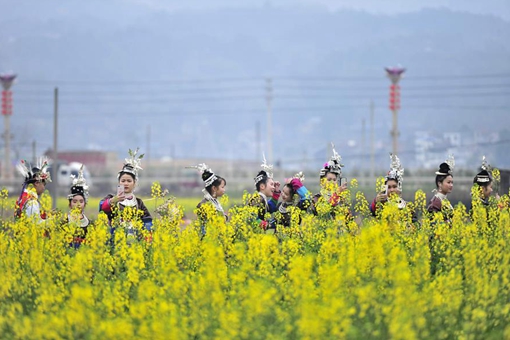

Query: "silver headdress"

xmin=16 ymin=157 xmax=52 ymax=183
xmin=480 ymin=155 xmax=490 ymax=172
xmin=187 ymin=163 xmax=219 ymax=188
xmin=68 ymin=164 xmax=89 ymax=201
xmin=292 ymin=171 xmax=305 ymax=183
xmin=435 ymin=154 xmax=455 ymax=176
xmin=475 ymin=156 xmax=492 ymax=184
xmin=320 ymin=143 xmax=344 ymax=177
xmin=254 ymin=153 xmax=273 ymax=185
xmin=118 ymin=148 xmax=144 ymax=180
xmin=386 ymin=153 xmax=404 ymax=191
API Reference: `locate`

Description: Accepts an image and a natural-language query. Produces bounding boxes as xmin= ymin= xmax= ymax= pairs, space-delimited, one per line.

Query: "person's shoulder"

xmin=427 ymin=195 xmax=442 ymax=211
xmin=248 ymin=194 xmax=261 ymax=204
xmin=136 ymin=197 xmax=148 ymax=208
xmin=197 ymin=198 xmax=208 ymax=209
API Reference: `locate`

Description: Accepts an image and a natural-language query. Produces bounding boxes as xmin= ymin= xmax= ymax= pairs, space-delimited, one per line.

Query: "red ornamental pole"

xmin=385 ymin=67 xmax=405 ymax=156
xmin=0 ymin=74 xmax=16 ymax=181
xmin=2 ymin=90 xmax=13 ymax=116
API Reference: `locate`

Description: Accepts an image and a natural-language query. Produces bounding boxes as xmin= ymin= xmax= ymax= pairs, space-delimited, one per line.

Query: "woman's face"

xmin=482 ymin=182 xmax=493 ymax=199
xmin=212 ymin=180 xmax=226 ymax=198
xmin=439 ymin=175 xmax=454 ymax=194
xmin=261 ymin=178 xmax=275 ymax=197
xmin=386 ymin=179 xmax=400 ymax=196
xmin=321 ymin=172 xmax=338 ymax=189
xmin=325 ymin=172 xmax=338 ymax=183
xmin=69 ymin=195 xmax=86 ymax=212
xmin=34 ymin=180 xmax=46 ymax=196
xmin=119 ymin=174 xmax=135 ymax=194
xmin=281 ymin=185 xmax=293 ymax=203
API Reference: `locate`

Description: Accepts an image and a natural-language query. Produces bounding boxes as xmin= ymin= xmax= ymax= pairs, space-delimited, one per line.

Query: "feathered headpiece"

xmin=118 ymin=148 xmax=144 ymax=180
xmin=386 ymin=153 xmax=404 ymax=191
xmin=435 ymin=154 xmax=455 ymax=176
xmin=187 ymin=163 xmax=219 ymax=187
xmin=320 ymin=143 xmax=344 ymax=177
xmin=16 ymin=157 xmax=52 ymax=184
xmin=474 ymin=155 xmax=493 ymax=185
xmin=293 ymin=171 xmax=305 ymax=183
xmin=254 ymin=153 xmax=273 ymax=185
xmin=68 ymin=164 xmax=89 ymax=201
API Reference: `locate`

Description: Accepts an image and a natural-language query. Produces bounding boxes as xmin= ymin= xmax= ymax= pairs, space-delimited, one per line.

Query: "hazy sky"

xmin=128 ymin=0 xmax=510 ymax=20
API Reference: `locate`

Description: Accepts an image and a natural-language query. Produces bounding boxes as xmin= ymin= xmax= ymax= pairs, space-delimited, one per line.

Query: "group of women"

xmin=14 ymin=148 xmax=152 ymax=246
xmin=192 ymin=145 xmax=499 ymax=235
xmin=13 ymin=145 xmax=498 ymax=243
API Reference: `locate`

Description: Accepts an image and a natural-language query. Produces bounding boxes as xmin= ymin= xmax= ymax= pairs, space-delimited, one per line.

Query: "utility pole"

xmin=362 ymin=117 xmax=366 ymax=173
xmin=326 ymin=141 xmax=330 ymax=162
xmin=146 ymin=125 xmax=151 ymax=167
xmin=52 ymin=87 xmax=58 ymax=209
xmin=385 ymin=66 xmax=405 ymax=156
xmin=370 ymin=100 xmax=375 ymax=179
xmin=265 ymin=78 xmax=273 ymax=164
xmin=0 ymin=73 xmax=16 ymax=182
xmin=256 ymin=120 xmax=261 ymax=162
xmin=32 ymin=140 xmax=36 ymax=165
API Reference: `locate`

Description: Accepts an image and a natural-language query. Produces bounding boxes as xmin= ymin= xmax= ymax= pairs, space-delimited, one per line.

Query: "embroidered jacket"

xmin=15 ymin=185 xmax=47 ymax=221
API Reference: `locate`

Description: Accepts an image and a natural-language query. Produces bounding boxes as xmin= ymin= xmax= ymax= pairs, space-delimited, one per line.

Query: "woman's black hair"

xmin=435 ymin=174 xmax=452 ymax=188
xmin=202 ymin=171 xmax=226 ymax=195
xmin=385 ymin=178 xmax=399 ymax=185
xmin=24 ymin=167 xmax=41 ymax=184
xmin=320 ymin=169 xmax=339 ymax=180
xmin=284 ymin=183 xmax=296 ymax=199
xmin=435 ymin=162 xmax=452 ymax=188
xmin=255 ymin=170 xmax=269 ymax=191
xmin=473 ymin=170 xmax=492 ymax=187
xmin=68 ymin=185 xmax=86 ymax=202
xmin=118 ymin=170 xmax=136 ymax=181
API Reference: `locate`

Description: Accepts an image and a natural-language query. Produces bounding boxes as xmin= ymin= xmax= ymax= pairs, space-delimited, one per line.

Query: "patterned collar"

xmin=68 ymin=212 xmax=90 ymax=228
xmin=258 ymin=192 xmax=269 ymax=210
xmin=435 ymin=192 xmax=448 ymax=201
xmin=119 ymin=194 xmax=137 ymax=207
xmin=203 ymin=189 xmax=224 ymax=213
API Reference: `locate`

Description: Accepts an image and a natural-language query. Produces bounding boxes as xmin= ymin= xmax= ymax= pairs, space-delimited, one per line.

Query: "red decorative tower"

xmin=385 ymin=66 xmax=405 ymax=155
xmin=0 ymin=73 xmax=17 ymax=181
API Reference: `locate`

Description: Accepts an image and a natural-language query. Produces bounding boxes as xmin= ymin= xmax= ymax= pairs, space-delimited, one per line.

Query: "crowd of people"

xmin=13 ymin=145 xmax=501 ymax=245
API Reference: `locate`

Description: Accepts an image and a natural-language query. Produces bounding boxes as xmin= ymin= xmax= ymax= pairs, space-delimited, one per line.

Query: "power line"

xmin=269 ymin=83 xmax=510 ymax=92
xmin=14 ymin=83 xmax=510 ymax=98
xmin=17 ymin=76 xmax=264 ymax=85
xmin=280 ymin=139 xmax=510 ymax=164
xmin=13 ymin=91 xmax=510 ymax=104
xmin=16 ymin=73 xmax=510 ymax=86
xmin=275 ymin=73 xmax=510 ymax=82
xmin=15 ymin=85 xmax=266 ymax=96
xmin=14 ymin=104 xmax=510 ymax=120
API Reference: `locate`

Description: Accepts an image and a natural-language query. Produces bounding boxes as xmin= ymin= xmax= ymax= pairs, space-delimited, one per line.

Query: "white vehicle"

xmin=57 ymin=162 xmax=93 ymax=187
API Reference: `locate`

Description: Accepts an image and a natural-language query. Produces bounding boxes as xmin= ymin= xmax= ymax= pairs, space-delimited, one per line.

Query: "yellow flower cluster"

xmin=1 ymin=186 xmax=510 ymax=339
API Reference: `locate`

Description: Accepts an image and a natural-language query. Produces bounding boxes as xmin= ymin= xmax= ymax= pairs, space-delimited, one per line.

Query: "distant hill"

xmin=0 ymin=4 xmax=509 ymax=170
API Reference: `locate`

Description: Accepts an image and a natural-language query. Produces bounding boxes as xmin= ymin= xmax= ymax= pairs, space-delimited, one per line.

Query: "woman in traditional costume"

xmin=99 ymin=148 xmax=152 ymax=243
xmin=313 ymin=144 xmax=347 ymax=207
xmin=275 ymin=172 xmax=312 ymax=227
xmin=189 ymin=163 xmax=227 ymax=235
xmin=311 ymin=144 xmax=351 ymax=220
xmin=248 ymin=155 xmax=280 ymax=233
xmin=66 ymin=165 xmax=91 ymax=248
xmin=15 ymin=158 xmax=51 ymax=222
xmin=427 ymin=155 xmax=455 ymax=222
xmin=472 ymin=156 xmax=494 ymax=207
xmin=370 ymin=154 xmax=407 ymax=216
